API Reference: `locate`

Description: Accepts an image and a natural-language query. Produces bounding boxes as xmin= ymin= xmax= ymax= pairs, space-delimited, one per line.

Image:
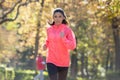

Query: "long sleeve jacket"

xmin=45 ymin=24 xmax=76 ymax=67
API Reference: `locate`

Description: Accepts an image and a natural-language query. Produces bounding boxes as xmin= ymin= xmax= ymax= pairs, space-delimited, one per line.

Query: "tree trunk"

xmin=112 ymin=17 xmax=120 ymax=71
xmin=81 ymin=52 xmax=85 ymax=78
xmin=33 ymin=0 xmax=45 ymax=70
xmin=106 ymin=48 xmax=110 ymax=71
xmin=84 ymin=56 xmax=89 ymax=78
xmin=70 ymin=53 xmax=78 ymax=79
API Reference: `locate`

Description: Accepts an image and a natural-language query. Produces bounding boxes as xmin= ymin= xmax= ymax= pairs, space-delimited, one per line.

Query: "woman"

xmin=43 ymin=8 xmax=76 ymax=80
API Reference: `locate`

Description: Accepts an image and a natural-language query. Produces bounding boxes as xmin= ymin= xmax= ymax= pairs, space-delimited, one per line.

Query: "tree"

xmin=95 ymin=0 xmax=120 ymax=71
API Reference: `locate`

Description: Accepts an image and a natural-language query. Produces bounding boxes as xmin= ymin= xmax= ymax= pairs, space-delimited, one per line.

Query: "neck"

xmin=55 ymin=23 xmax=62 ymax=26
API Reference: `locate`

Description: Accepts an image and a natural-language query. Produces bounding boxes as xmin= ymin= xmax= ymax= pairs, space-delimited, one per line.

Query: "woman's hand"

xmin=43 ymin=44 xmax=47 ymax=50
xmin=41 ymin=61 xmax=46 ymax=64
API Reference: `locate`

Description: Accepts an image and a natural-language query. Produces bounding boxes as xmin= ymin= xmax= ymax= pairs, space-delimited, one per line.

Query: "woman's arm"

xmin=62 ymin=28 xmax=76 ymax=50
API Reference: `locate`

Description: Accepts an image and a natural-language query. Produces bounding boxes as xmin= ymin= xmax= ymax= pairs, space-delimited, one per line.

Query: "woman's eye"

xmin=59 ymin=16 xmax=62 ymax=18
xmin=54 ymin=16 xmax=57 ymax=18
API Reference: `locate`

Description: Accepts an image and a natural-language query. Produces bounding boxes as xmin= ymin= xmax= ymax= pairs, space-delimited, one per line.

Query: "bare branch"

xmin=0 ymin=0 xmax=5 ymax=4
xmin=0 ymin=0 xmax=38 ymax=24
xmin=1 ymin=0 xmax=22 ymax=19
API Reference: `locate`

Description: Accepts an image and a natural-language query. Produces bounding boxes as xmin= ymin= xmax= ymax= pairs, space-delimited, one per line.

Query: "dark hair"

xmin=48 ymin=8 xmax=68 ymax=25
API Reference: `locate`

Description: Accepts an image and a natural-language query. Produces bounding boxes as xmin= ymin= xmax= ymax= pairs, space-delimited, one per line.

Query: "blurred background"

xmin=0 ymin=0 xmax=120 ymax=80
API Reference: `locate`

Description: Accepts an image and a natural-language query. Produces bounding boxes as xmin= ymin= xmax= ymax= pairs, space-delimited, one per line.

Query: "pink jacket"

xmin=45 ymin=24 xmax=76 ymax=67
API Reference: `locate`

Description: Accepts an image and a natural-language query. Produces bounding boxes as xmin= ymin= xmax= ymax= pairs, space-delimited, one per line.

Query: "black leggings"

xmin=47 ymin=63 xmax=68 ymax=80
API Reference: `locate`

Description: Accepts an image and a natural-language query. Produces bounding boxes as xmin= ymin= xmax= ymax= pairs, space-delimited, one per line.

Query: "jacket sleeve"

xmin=45 ymin=29 xmax=49 ymax=48
xmin=62 ymin=28 xmax=76 ymax=50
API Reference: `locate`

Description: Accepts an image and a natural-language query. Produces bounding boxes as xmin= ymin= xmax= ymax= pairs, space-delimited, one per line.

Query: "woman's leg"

xmin=34 ymin=74 xmax=39 ymax=80
xmin=39 ymin=70 xmax=44 ymax=80
xmin=47 ymin=63 xmax=58 ymax=80
xmin=58 ymin=67 xmax=68 ymax=80
xmin=47 ymin=63 xmax=68 ymax=80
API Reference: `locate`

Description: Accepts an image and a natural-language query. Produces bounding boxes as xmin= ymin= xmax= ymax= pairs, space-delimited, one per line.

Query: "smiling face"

xmin=53 ymin=12 xmax=65 ymax=25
